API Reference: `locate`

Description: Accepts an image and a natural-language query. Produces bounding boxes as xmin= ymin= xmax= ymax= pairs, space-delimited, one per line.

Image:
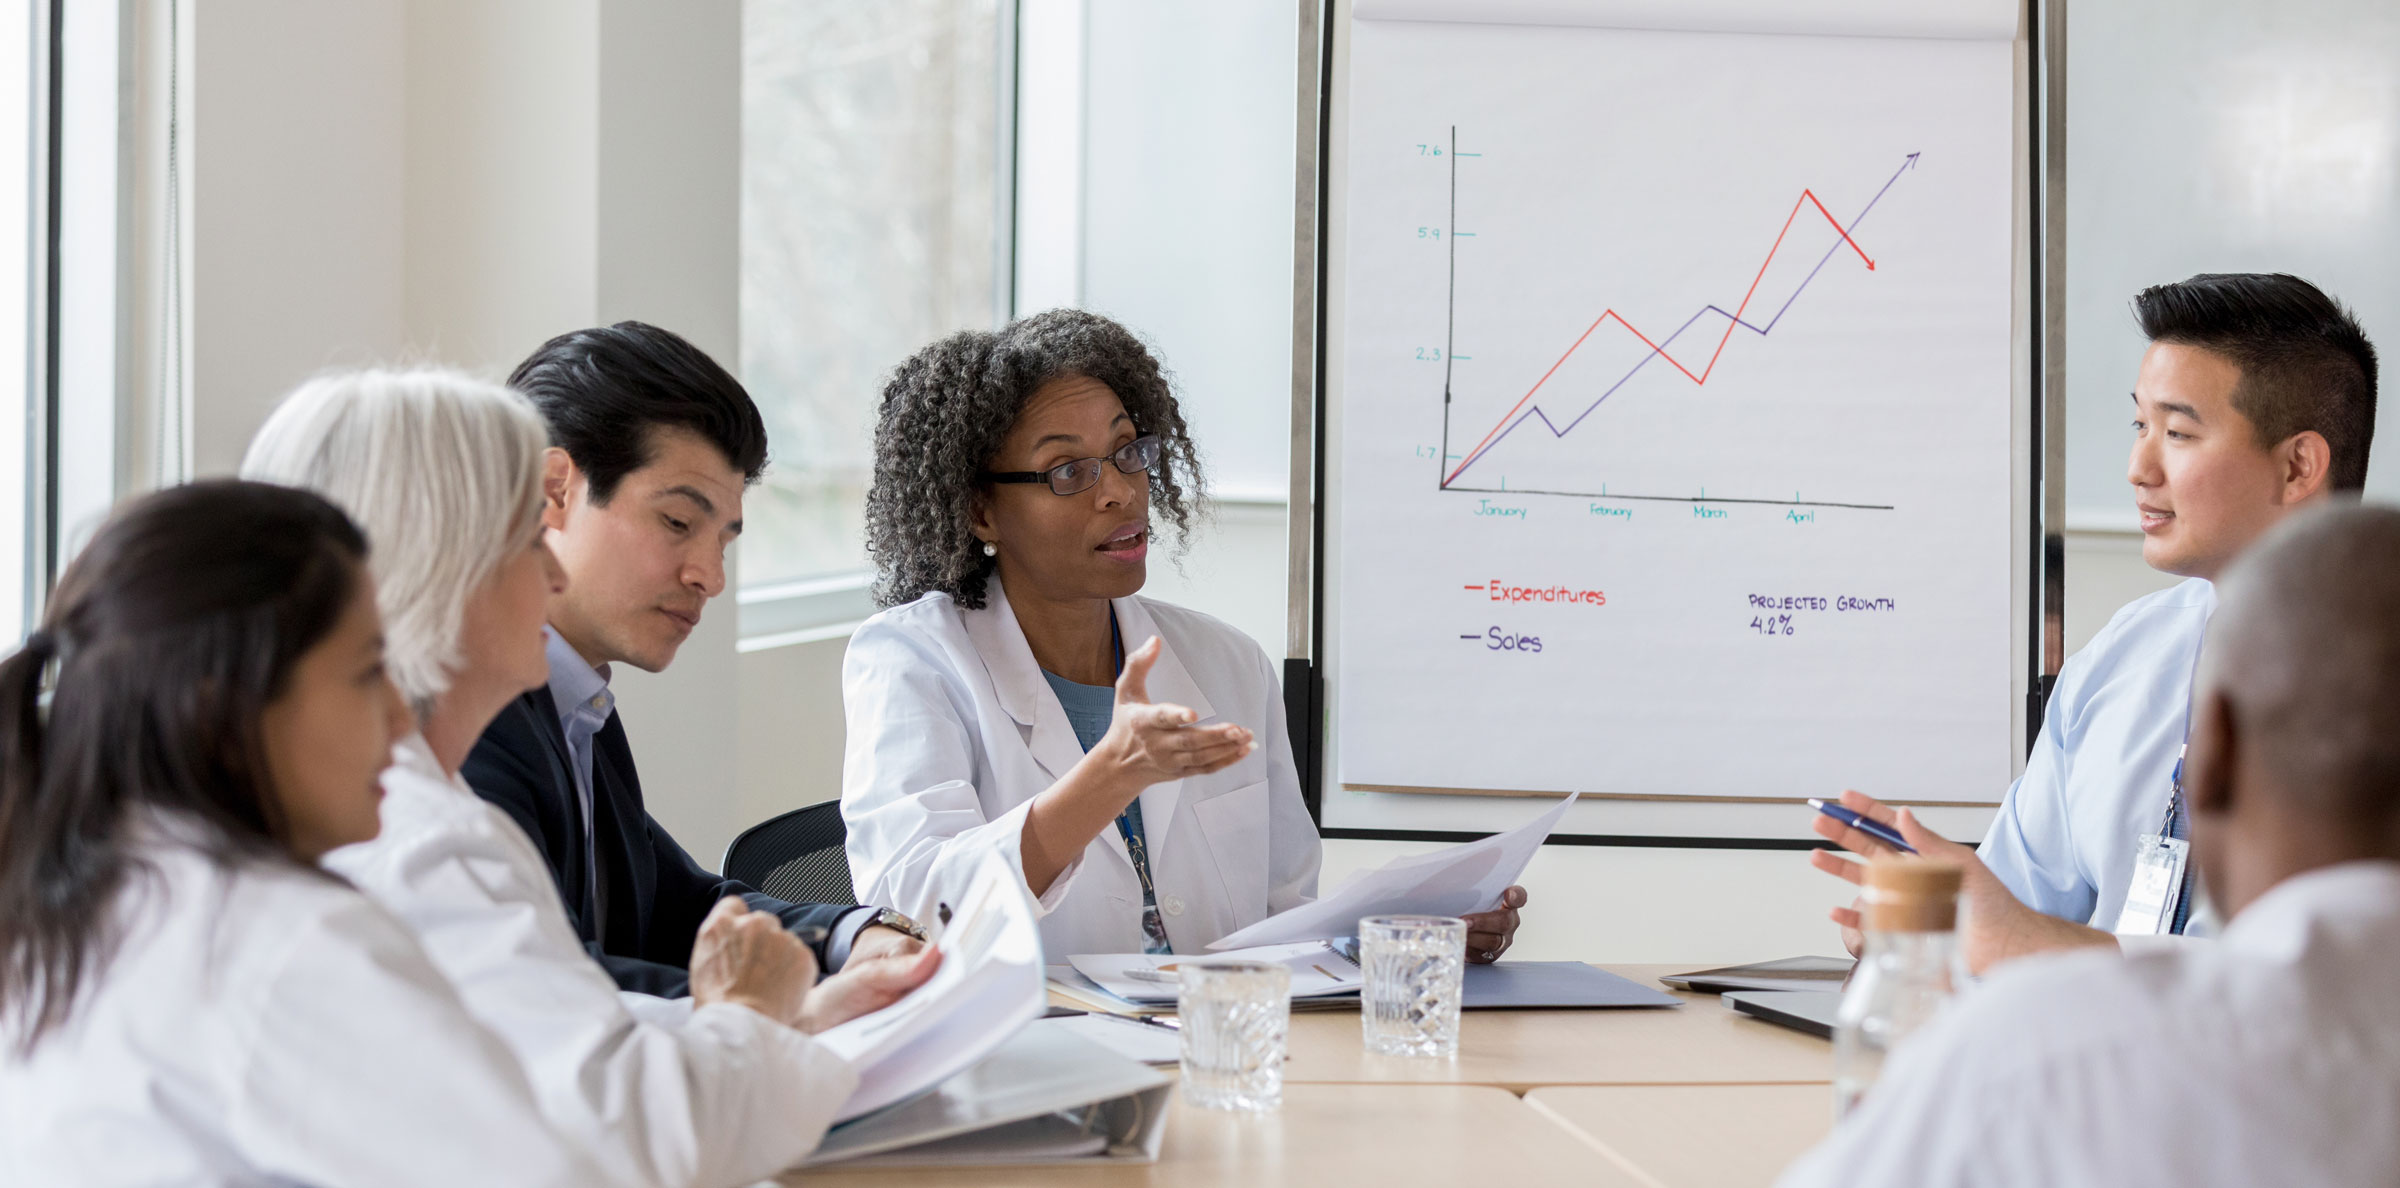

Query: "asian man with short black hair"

xmin=1814 ymin=273 xmax=2377 ymax=971
xmin=466 ymin=322 xmax=925 ymax=995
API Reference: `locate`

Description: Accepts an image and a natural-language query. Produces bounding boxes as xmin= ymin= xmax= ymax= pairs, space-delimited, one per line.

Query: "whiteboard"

xmin=1307 ymin=0 xmax=2031 ymax=841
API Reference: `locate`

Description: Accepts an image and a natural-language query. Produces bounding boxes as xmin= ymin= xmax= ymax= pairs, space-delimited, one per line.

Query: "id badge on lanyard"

xmin=2113 ymin=831 xmax=2190 ymax=935
xmin=2112 ymin=743 xmax=2192 ymax=936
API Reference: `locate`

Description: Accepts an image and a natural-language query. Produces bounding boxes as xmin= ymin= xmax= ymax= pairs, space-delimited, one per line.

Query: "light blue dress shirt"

xmin=1979 ymin=577 xmax=2214 ymax=933
xmin=543 ymin=627 xmax=615 ymax=922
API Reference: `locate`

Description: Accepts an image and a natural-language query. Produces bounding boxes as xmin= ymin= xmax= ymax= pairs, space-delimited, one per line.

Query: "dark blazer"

xmin=464 ymin=685 xmax=859 ymax=997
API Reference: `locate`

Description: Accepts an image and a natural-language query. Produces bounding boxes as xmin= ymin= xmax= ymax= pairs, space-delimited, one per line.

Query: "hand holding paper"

xmin=1207 ymin=792 xmax=1571 ymax=950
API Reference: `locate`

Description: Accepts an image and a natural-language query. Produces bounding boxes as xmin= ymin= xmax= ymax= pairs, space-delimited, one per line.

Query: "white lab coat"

xmin=841 ymin=581 xmax=1322 ymax=959
xmin=324 ymin=732 xmax=858 ymax=1188
xmin=0 ymin=811 xmax=609 ymax=1188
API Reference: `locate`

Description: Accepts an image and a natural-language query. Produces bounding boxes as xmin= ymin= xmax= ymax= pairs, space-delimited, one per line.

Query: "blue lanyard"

xmin=2162 ymin=634 xmax=2207 ymax=935
xmin=1101 ymin=612 xmax=1170 ymax=956
xmin=2162 ymin=635 xmax=2207 ymax=836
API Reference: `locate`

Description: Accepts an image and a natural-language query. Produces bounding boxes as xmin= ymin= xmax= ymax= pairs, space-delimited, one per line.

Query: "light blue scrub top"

xmin=1979 ymin=576 xmax=2215 ymax=934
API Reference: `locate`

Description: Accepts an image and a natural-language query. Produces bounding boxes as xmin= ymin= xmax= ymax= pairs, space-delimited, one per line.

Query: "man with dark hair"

xmin=468 ymin=321 xmax=924 ymax=995
xmin=1814 ymin=273 xmax=2377 ymax=972
xmin=1781 ymin=504 xmax=2400 ymax=1188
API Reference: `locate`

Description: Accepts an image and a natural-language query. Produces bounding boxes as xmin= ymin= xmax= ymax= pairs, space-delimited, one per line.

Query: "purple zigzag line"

xmin=1448 ymin=152 xmax=1918 ymax=484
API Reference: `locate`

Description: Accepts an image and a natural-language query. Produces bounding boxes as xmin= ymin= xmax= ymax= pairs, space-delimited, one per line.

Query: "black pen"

xmin=1093 ymin=1011 xmax=1179 ymax=1033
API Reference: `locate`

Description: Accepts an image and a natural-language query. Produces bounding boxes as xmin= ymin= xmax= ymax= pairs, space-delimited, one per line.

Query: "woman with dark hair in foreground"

xmin=0 ymin=481 xmax=605 ymax=1186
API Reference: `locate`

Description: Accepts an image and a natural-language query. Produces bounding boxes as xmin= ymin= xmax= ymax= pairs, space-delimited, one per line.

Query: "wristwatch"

xmin=866 ymin=907 xmax=929 ymax=942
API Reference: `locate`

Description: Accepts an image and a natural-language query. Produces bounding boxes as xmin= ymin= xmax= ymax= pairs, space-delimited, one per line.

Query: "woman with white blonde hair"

xmin=242 ymin=367 xmax=936 ymax=1188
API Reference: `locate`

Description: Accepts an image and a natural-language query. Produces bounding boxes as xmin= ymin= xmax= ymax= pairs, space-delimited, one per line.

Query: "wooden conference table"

xmin=786 ymin=965 xmax=1837 ymax=1187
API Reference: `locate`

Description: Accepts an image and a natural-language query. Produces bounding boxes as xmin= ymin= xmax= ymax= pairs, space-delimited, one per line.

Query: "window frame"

xmin=17 ymin=0 xmax=58 ymax=634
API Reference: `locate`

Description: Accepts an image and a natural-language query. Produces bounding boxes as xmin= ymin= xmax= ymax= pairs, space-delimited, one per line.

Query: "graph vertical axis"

xmin=1430 ymin=137 xmax=1911 ymax=513
xmin=1437 ymin=124 xmax=1456 ymax=486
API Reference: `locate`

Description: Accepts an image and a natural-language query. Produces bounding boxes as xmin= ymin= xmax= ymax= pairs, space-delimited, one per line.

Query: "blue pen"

xmin=1808 ymin=798 xmax=1918 ymax=855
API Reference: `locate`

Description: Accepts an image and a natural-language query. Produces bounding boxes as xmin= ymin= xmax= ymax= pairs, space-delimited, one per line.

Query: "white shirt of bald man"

xmin=1777 ymin=861 xmax=2400 ymax=1188
xmin=0 ymin=810 xmax=612 ymax=1188
xmin=323 ymin=731 xmax=858 ymax=1188
xmin=842 ymin=582 xmax=1321 ymax=960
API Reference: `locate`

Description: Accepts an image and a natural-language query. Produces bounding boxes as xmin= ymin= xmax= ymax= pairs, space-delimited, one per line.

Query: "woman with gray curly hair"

xmin=841 ymin=310 xmax=1526 ymax=961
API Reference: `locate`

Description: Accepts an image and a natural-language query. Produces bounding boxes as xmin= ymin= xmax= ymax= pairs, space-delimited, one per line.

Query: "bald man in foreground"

xmin=1779 ymin=503 xmax=2400 ymax=1188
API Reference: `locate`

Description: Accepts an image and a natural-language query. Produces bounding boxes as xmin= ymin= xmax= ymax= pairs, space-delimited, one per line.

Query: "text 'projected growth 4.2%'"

xmin=1431 ymin=131 xmax=1921 ymax=513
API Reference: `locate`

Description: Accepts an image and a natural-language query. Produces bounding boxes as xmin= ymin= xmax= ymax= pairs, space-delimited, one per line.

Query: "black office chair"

xmin=722 ymin=801 xmax=856 ymax=906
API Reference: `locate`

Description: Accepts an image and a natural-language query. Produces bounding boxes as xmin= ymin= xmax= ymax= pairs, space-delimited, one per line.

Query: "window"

xmin=738 ymin=0 xmax=1010 ymax=609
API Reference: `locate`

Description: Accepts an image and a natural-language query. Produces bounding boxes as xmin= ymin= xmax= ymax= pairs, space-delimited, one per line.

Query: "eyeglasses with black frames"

xmin=985 ymin=434 xmax=1163 ymax=496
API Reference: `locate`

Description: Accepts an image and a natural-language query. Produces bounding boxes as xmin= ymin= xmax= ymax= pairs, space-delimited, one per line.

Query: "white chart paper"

xmin=1334 ymin=19 xmax=2016 ymax=811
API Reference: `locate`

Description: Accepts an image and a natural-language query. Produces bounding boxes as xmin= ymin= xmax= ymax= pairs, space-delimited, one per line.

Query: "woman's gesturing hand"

xmin=688 ymin=897 xmax=819 ymax=1028
xmin=1097 ymin=635 xmax=1257 ymax=789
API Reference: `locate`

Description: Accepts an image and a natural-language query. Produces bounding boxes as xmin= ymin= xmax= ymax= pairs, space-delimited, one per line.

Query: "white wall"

xmin=188 ymin=0 xmax=406 ymax=478
xmin=2063 ymin=0 xmax=2400 ymax=525
xmin=402 ymin=0 xmax=597 ymax=370
xmin=187 ymin=0 xmax=750 ymax=856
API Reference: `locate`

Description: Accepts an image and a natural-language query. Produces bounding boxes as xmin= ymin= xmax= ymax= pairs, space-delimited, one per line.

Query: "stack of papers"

xmin=1067 ymin=940 xmax=1365 ymax=1006
xmin=812 ymin=851 xmax=1046 ymax=1122
xmin=1044 ymin=964 xmax=1163 ymax=1017
xmin=1051 ymin=958 xmax=1680 ymax=1013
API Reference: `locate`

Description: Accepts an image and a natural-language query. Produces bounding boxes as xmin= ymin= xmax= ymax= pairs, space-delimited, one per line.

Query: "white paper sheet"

xmin=1207 ymin=793 xmax=1574 ymax=950
xmin=813 ymin=851 xmax=1046 ymax=1122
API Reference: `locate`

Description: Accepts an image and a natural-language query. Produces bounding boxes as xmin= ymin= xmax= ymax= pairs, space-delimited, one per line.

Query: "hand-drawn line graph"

xmin=1433 ymin=128 xmax=1920 ymax=511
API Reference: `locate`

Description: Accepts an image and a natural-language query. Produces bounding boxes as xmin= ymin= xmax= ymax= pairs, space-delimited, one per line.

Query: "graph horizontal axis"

xmin=1442 ymin=484 xmax=1895 ymax=511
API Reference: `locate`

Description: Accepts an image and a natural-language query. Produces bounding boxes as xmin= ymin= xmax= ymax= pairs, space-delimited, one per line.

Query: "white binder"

xmin=805 ymin=1025 xmax=1176 ymax=1168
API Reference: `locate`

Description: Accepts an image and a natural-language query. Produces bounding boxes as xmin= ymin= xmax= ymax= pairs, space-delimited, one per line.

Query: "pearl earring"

xmin=982 ymin=542 xmax=998 ymax=557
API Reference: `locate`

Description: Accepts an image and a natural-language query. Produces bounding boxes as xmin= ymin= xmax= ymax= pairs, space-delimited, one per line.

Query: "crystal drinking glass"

xmin=1178 ymin=959 xmax=1292 ymax=1111
xmin=1359 ymin=915 xmax=1467 ymax=1057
